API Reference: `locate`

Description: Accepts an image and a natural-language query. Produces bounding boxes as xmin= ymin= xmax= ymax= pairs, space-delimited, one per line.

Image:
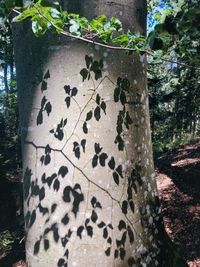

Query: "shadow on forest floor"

xmin=156 ymin=138 xmax=200 ymax=267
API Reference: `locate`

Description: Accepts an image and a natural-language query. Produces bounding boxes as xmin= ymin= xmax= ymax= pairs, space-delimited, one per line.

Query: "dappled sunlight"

xmin=156 ymin=139 xmax=200 ymax=267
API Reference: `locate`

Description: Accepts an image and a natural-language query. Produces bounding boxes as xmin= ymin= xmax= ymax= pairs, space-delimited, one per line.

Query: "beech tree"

xmin=13 ymin=0 xmax=188 ymax=266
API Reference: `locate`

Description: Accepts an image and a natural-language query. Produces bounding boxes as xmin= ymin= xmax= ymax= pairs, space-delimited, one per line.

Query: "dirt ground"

xmin=156 ymin=139 xmax=200 ymax=267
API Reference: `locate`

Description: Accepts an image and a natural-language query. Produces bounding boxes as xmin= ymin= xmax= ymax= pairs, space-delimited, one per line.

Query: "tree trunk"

xmin=13 ymin=1 xmax=188 ymax=266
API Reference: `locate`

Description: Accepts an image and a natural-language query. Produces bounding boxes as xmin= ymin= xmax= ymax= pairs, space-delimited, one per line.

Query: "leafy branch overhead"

xmin=11 ymin=0 xmax=200 ymax=69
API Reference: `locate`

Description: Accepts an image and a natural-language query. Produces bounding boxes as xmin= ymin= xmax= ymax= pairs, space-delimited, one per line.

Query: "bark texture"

xmin=13 ymin=0 xmax=187 ymax=267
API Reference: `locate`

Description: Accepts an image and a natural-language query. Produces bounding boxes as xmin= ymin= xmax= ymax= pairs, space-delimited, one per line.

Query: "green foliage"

xmin=147 ymin=0 xmax=200 ymax=158
xmin=12 ymin=0 xmax=147 ymax=53
xmin=0 ymin=230 xmax=15 ymax=252
xmin=0 ymin=93 xmax=21 ymax=176
xmin=10 ymin=0 xmax=200 ymax=71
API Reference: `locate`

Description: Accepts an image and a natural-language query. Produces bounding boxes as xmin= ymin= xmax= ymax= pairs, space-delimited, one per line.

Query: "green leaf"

xmin=13 ymin=9 xmax=33 ymax=22
xmin=97 ymin=15 xmax=107 ymax=24
xmin=110 ymin=17 xmax=122 ymax=31
xmin=112 ymin=35 xmax=129 ymax=46
xmin=69 ymin=19 xmax=80 ymax=35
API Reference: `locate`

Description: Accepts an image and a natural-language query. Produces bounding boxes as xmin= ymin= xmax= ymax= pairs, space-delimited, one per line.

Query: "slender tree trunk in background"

xmin=3 ymin=62 xmax=9 ymax=111
xmin=7 ymin=20 xmax=15 ymax=94
xmin=10 ymin=58 xmax=14 ymax=93
xmin=3 ymin=63 xmax=9 ymax=97
xmin=13 ymin=0 xmax=188 ymax=266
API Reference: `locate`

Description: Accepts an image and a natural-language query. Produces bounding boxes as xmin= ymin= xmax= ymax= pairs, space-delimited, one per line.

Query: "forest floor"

xmin=156 ymin=138 xmax=200 ymax=267
xmin=0 ymin=139 xmax=199 ymax=267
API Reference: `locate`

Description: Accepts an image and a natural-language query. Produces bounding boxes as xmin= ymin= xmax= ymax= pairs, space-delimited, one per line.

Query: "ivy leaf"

xmin=113 ymin=172 xmax=119 ymax=185
xmin=91 ymin=196 xmax=97 ymax=208
xmin=41 ymin=80 xmax=47 ymax=92
xmin=114 ymin=249 xmax=118 ymax=258
xmin=120 ymin=91 xmax=126 ymax=105
xmin=91 ymin=210 xmax=98 ymax=223
xmin=45 ymin=102 xmax=52 ymax=116
xmin=44 ymin=239 xmax=49 ymax=251
xmin=91 ymin=61 xmax=102 ymax=80
xmin=94 ymin=106 xmax=101 ymax=121
xmin=103 ymin=228 xmax=108 ymax=239
xmin=80 ymin=68 xmax=89 ymax=81
xmin=81 ymin=139 xmax=86 ymax=152
xmin=98 ymin=221 xmax=106 ymax=228
xmin=65 ymin=96 xmax=71 ymax=108
xmin=53 ymin=179 xmax=60 ymax=191
xmin=44 ymin=69 xmax=50 ymax=79
xmin=39 ymin=187 xmax=45 ymax=201
xmin=45 ymin=144 xmax=51 ymax=154
xmin=61 ymin=213 xmax=69 ymax=225
xmin=96 ymin=201 xmax=102 ymax=209
xmin=105 ymin=247 xmax=111 ymax=256
xmin=107 ymin=237 xmax=112 ymax=244
xmin=57 ymin=258 xmax=65 ymax=267
xmin=86 ymin=225 xmax=93 ymax=237
xmin=121 ymin=231 xmax=127 ymax=245
xmin=83 ymin=121 xmax=88 ymax=134
xmin=73 ymin=142 xmax=80 ymax=159
xmin=122 ymin=200 xmax=128 ymax=215
xmin=85 ymin=55 xmax=93 ymax=68
xmin=108 ymin=157 xmax=115 ymax=170
xmin=127 ymin=226 xmax=134 ymax=243
xmin=108 ymin=223 xmax=113 ymax=229
xmin=71 ymin=87 xmax=78 ymax=96
xmin=99 ymin=152 xmax=108 ymax=166
xmin=96 ymin=94 xmax=101 ymax=105
xmin=37 ymin=110 xmax=43 ymax=125
xmin=118 ymin=220 xmax=126 ymax=230
xmin=29 ymin=210 xmax=36 ymax=228
xmin=63 ymin=118 xmax=68 ymax=126
xmin=119 ymin=247 xmax=126 ymax=260
xmin=129 ymin=200 xmax=135 ymax=213
xmin=64 ymin=85 xmax=71 ymax=95
xmin=52 ymin=225 xmax=59 ymax=242
xmin=77 ymin=226 xmax=84 ymax=239
xmin=13 ymin=9 xmax=33 ymax=22
xmin=127 ymin=186 xmax=132 ymax=199
xmin=63 ymin=186 xmax=72 ymax=202
xmin=92 ymin=155 xmax=98 ymax=168
xmin=114 ymin=87 xmax=120 ymax=102
xmin=51 ymin=203 xmax=57 ymax=213
xmin=69 ymin=19 xmax=80 ymax=35
xmin=116 ymin=165 xmax=123 ymax=177
xmin=33 ymin=240 xmax=40 ymax=255
xmin=86 ymin=111 xmax=93 ymax=121
xmin=44 ymin=154 xmax=51 ymax=165
xmin=58 ymin=166 xmax=68 ymax=178
xmin=100 ymin=101 xmax=106 ymax=114
xmin=94 ymin=143 xmax=102 ymax=154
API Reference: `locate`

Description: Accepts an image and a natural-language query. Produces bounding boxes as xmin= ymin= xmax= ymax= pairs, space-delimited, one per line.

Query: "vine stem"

xmin=12 ymin=8 xmax=200 ymax=71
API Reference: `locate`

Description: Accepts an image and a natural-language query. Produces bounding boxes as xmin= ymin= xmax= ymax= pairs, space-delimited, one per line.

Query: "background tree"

xmin=0 ymin=1 xmax=23 ymax=263
xmin=148 ymin=0 xmax=200 ymax=156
